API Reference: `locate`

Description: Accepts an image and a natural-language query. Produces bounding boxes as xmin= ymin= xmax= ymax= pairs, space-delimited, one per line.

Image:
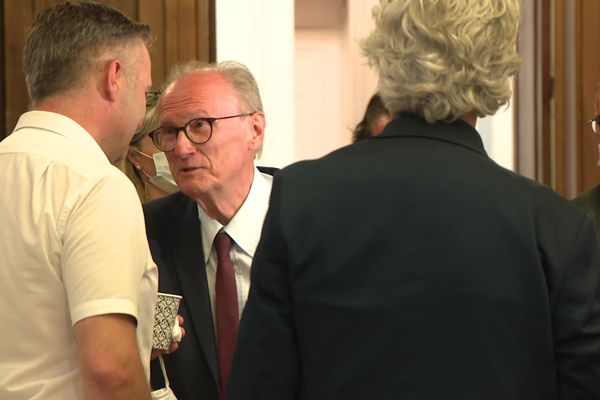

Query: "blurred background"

xmin=1 ymin=0 xmax=598 ymax=199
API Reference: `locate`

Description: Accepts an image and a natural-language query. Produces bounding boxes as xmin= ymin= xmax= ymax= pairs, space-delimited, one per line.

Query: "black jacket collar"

xmin=376 ymin=112 xmax=488 ymax=158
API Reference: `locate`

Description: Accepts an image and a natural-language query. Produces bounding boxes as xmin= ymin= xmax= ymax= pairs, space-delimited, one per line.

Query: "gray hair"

xmin=162 ymin=60 xmax=264 ymax=113
xmin=361 ymin=0 xmax=521 ymax=123
xmin=24 ymin=1 xmax=151 ymax=105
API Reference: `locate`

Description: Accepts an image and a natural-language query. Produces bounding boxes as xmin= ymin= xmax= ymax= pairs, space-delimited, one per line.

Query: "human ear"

xmin=104 ymin=58 xmax=124 ymax=102
xmin=126 ymin=147 xmax=141 ymax=169
xmin=248 ymin=112 xmax=266 ymax=150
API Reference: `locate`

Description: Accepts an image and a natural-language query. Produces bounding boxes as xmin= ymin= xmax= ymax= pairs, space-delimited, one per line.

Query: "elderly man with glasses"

xmin=574 ymin=87 xmax=600 ymax=245
xmin=143 ymin=60 xmax=276 ymax=400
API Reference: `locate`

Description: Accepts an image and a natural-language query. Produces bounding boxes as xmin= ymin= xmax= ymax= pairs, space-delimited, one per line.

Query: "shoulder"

xmin=143 ymin=191 xmax=194 ymax=216
xmin=513 ymin=177 xmax=594 ymax=250
xmin=512 ymin=173 xmax=588 ymax=220
xmin=274 ymin=143 xmax=368 ymax=186
xmin=143 ymin=191 xmax=197 ymax=232
xmin=573 ymin=184 xmax=600 ymax=212
xmin=143 ymin=190 xmax=183 ymax=213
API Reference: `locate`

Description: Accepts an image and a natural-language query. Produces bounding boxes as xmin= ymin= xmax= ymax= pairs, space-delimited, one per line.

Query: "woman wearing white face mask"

xmin=121 ymin=91 xmax=179 ymax=202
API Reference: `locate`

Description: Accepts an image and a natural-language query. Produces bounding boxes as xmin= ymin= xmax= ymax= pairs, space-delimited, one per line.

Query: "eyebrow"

xmin=159 ymin=109 xmax=211 ymax=123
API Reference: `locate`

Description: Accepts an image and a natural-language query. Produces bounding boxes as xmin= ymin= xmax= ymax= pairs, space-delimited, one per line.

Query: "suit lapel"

xmin=169 ymin=195 xmax=219 ymax=385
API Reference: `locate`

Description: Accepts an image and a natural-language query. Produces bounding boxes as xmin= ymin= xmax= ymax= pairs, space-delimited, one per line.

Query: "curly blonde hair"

xmin=361 ymin=0 xmax=521 ymax=123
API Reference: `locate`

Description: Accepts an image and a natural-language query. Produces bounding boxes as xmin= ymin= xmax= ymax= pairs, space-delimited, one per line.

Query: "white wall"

xmin=216 ymin=0 xmax=295 ymax=168
xmin=477 ymin=98 xmax=515 ymax=171
xmin=294 ymin=28 xmax=345 ymax=161
xmin=217 ymin=0 xmax=515 ymax=170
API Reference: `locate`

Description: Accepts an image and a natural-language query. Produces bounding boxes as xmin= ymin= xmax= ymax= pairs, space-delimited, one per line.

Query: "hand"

xmin=151 ymin=315 xmax=186 ymax=359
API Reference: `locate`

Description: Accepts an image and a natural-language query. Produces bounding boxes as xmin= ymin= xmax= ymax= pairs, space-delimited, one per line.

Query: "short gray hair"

xmin=162 ymin=60 xmax=264 ymax=113
xmin=24 ymin=1 xmax=151 ymax=105
xmin=361 ymin=0 xmax=521 ymax=123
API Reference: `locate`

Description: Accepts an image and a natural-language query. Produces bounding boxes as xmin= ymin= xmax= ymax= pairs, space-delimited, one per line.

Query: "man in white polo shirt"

xmin=0 ymin=2 xmax=157 ymax=399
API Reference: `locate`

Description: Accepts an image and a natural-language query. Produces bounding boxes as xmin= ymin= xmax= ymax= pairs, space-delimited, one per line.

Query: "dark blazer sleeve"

xmin=550 ymin=214 xmax=600 ymax=398
xmin=228 ymin=173 xmax=300 ymax=400
xmin=572 ymin=186 xmax=600 ymax=247
xmin=144 ymin=193 xmax=219 ymax=400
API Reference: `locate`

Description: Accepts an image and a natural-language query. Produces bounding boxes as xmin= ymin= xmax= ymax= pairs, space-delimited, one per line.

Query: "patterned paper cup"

xmin=152 ymin=292 xmax=182 ymax=350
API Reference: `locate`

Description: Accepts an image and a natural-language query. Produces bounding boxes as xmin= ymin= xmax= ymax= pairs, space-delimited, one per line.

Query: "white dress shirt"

xmin=197 ymin=168 xmax=273 ymax=325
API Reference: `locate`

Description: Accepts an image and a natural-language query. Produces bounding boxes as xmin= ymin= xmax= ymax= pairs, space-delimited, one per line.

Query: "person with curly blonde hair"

xmin=362 ymin=0 xmax=521 ymax=123
xmin=228 ymin=1 xmax=600 ymax=399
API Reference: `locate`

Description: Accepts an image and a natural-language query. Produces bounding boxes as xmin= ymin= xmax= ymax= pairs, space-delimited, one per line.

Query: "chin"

xmin=179 ymin=181 xmax=212 ymax=198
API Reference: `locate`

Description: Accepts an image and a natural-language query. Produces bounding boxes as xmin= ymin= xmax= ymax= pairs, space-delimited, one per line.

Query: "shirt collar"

xmin=12 ymin=111 xmax=109 ymax=163
xmin=197 ymin=167 xmax=274 ymax=263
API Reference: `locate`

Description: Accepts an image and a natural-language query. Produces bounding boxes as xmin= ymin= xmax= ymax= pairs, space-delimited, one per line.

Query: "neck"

xmin=193 ymin=168 xmax=255 ymax=226
xmin=460 ymin=112 xmax=478 ymax=128
xmin=33 ymin=89 xmax=112 ymax=159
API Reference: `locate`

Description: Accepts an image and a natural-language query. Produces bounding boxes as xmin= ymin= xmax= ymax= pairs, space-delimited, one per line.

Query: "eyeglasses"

xmin=589 ymin=114 xmax=600 ymax=134
xmin=149 ymin=113 xmax=254 ymax=152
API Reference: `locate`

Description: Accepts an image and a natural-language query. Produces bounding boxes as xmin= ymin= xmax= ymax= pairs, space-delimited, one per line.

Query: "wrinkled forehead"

xmin=159 ymin=71 xmax=241 ymax=121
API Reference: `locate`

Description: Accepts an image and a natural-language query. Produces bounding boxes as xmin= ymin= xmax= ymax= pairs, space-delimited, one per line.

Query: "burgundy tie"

xmin=214 ymin=232 xmax=239 ymax=400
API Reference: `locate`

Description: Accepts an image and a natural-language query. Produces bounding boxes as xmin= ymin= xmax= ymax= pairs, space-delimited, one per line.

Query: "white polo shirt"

xmin=0 ymin=111 xmax=158 ymax=399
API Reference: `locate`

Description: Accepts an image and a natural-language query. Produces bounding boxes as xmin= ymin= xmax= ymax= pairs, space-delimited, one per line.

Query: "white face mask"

xmin=134 ymin=150 xmax=179 ymax=194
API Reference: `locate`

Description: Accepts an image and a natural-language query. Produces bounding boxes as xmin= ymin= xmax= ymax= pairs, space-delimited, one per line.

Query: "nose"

xmin=173 ymin=128 xmax=196 ymax=157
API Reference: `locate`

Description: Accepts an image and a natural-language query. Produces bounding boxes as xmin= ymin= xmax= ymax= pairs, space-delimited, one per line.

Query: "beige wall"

xmin=217 ymin=0 xmax=516 ymax=169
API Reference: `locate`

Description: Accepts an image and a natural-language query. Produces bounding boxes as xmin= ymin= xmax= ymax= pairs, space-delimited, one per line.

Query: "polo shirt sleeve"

xmin=61 ymin=172 xmax=152 ymax=325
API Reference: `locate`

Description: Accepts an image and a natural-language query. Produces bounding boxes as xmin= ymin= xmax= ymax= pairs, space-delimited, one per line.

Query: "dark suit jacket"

xmin=573 ymin=184 xmax=600 ymax=246
xmin=144 ymin=167 xmax=277 ymax=400
xmin=229 ymin=113 xmax=600 ymax=400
